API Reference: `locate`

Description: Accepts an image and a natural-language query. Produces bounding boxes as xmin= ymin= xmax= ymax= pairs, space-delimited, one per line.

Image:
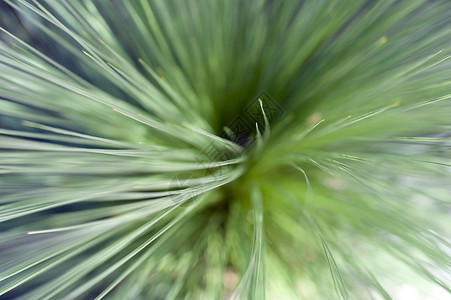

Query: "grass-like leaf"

xmin=1 ymin=0 xmax=450 ymax=299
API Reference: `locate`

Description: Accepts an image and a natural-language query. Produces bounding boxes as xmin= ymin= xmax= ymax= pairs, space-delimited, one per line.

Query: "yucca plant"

xmin=1 ymin=0 xmax=450 ymax=299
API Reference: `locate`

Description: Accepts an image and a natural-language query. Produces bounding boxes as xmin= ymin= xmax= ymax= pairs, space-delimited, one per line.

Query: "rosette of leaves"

xmin=0 ymin=1 xmax=450 ymax=299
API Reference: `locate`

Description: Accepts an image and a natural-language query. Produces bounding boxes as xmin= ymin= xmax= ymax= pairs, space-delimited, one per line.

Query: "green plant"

xmin=0 ymin=0 xmax=450 ymax=299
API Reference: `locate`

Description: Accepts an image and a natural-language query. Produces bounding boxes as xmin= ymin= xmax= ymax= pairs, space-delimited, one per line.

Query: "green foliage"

xmin=0 ymin=0 xmax=450 ymax=299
